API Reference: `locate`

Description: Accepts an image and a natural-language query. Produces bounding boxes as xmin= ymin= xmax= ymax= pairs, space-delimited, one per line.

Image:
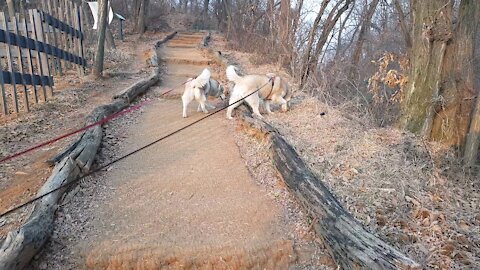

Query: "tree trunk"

xmin=350 ymin=0 xmax=380 ymax=75
xmin=105 ymin=26 xmax=116 ymax=49
xmin=462 ymin=1 xmax=480 ymax=165
xmin=93 ymin=0 xmax=109 ymax=77
xmin=222 ymin=0 xmax=233 ymax=39
xmin=203 ymin=0 xmax=210 ymax=17
xmin=135 ymin=0 xmax=149 ymax=34
xmin=401 ymin=0 xmax=479 ymax=149
xmin=277 ymin=0 xmax=291 ymax=68
xmin=334 ymin=3 xmax=355 ymax=60
xmin=393 ymin=0 xmax=412 ymax=49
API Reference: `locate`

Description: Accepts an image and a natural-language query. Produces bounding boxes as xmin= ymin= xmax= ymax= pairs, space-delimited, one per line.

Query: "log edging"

xmin=238 ymin=110 xmax=421 ymax=269
xmin=207 ymin=42 xmax=420 ymax=268
xmin=0 ymin=31 xmax=177 ymax=270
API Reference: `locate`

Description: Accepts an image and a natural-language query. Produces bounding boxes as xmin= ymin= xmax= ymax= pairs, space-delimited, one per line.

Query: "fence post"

xmin=20 ymin=12 xmax=39 ymax=104
xmin=74 ymin=3 xmax=84 ymax=76
xmin=0 ymin=12 xmax=20 ymax=113
xmin=13 ymin=13 xmax=31 ymax=112
xmin=40 ymin=0 xmax=55 ymax=77
xmin=33 ymin=9 xmax=53 ymax=97
xmin=29 ymin=9 xmax=48 ymax=101
xmin=51 ymin=0 xmax=65 ymax=74
xmin=0 ymin=58 xmax=7 ymax=115
xmin=59 ymin=0 xmax=71 ymax=70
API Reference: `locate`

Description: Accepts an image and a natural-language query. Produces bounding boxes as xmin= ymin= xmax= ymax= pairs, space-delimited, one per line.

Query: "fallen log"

xmin=113 ymin=71 xmax=159 ymax=103
xmin=0 ymin=31 xmax=178 ymax=270
xmin=155 ymin=31 xmax=177 ymax=48
xmin=201 ymin=31 xmax=211 ymax=47
xmin=238 ymin=109 xmax=421 ymax=269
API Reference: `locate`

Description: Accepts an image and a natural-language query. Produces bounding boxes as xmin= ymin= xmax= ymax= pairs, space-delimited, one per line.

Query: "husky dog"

xmin=182 ymin=68 xmax=211 ymax=118
xmin=225 ymin=65 xmax=291 ymax=119
xmin=205 ymin=78 xmax=226 ymax=102
xmin=182 ymin=69 xmax=226 ymax=118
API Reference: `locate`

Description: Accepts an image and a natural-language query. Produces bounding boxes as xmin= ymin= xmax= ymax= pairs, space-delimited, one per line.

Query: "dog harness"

xmin=265 ymin=76 xmax=276 ymax=101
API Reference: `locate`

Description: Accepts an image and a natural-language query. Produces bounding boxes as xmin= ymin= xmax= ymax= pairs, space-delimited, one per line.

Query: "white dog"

xmin=225 ymin=65 xmax=291 ymax=119
xmin=182 ymin=69 xmax=226 ymax=118
xmin=182 ymin=68 xmax=211 ymax=118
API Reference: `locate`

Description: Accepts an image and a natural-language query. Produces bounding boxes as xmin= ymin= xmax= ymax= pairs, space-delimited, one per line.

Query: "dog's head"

xmin=218 ymin=84 xmax=226 ymax=100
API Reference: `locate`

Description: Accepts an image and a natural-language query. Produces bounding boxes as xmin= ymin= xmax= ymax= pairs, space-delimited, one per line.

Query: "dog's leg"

xmin=246 ymin=94 xmax=263 ymax=119
xmin=265 ymin=100 xmax=274 ymax=114
xmin=278 ymin=96 xmax=288 ymax=112
xmin=194 ymin=89 xmax=209 ymax=114
xmin=198 ymin=94 xmax=209 ymax=114
xmin=182 ymin=93 xmax=193 ymax=118
xmin=226 ymin=93 xmax=242 ymax=119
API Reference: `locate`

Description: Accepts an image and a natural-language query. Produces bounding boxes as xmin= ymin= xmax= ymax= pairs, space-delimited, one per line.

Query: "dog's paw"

xmin=182 ymin=113 xmax=187 ymax=118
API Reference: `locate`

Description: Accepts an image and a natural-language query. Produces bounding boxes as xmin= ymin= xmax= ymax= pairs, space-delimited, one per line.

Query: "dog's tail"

xmin=226 ymin=65 xmax=242 ymax=83
xmin=193 ymin=68 xmax=211 ymax=88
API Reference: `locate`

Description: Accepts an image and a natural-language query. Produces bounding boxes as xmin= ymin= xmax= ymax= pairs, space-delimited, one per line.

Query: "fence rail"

xmin=0 ymin=3 xmax=86 ymax=116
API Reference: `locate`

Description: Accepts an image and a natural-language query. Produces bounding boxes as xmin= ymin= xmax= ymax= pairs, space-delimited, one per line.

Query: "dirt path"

xmin=31 ymin=32 xmax=326 ymax=269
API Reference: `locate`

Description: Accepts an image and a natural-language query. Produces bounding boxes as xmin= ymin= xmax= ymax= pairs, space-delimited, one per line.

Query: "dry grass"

xmin=264 ymin=96 xmax=479 ymax=269
xmin=211 ymin=33 xmax=480 ymax=269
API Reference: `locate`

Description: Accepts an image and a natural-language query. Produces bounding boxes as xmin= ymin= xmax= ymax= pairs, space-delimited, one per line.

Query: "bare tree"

xmin=301 ymin=0 xmax=353 ymax=87
xmin=393 ymin=0 xmax=412 ymax=49
xmin=351 ymin=0 xmax=380 ymax=74
xmin=93 ymin=0 xmax=109 ymax=77
xmin=133 ymin=0 xmax=150 ymax=33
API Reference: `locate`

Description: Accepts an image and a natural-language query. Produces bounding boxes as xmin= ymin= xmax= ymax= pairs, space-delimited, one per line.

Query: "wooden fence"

xmin=0 ymin=3 xmax=86 ymax=116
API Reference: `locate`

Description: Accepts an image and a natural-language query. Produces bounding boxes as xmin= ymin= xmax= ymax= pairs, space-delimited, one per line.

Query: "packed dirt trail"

xmin=35 ymin=32 xmax=318 ymax=269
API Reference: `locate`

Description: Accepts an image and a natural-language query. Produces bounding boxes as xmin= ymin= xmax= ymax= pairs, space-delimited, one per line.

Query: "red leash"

xmin=0 ymin=78 xmax=193 ymax=164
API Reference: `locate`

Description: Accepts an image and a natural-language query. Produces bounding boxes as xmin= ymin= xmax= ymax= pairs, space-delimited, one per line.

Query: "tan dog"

xmin=225 ymin=65 xmax=291 ymax=119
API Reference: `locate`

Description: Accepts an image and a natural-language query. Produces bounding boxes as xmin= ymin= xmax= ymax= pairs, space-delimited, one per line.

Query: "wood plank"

xmin=68 ymin=0 xmax=81 ymax=75
xmin=78 ymin=1 xmax=87 ymax=70
xmin=47 ymin=0 xmax=63 ymax=75
xmin=0 ymin=12 xmax=19 ymax=113
xmin=29 ymin=9 xmax=48 ymax=101
xmin=58 ymin=0 xmax=71 ymax=69
xmin=12 ymin=13 xmax=30 ymax=112
xmin=20 ymin=13 xmax=38 ymax=104
xmin=74 ymin=3 xmax=84 ymax=75
xmin=34 ymin=9 xmax=53 ymax=97
xmin=0 ymin=52 xmax=7 ymax=114
xmin=40 ymin=0 xmax=55 ymax=77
